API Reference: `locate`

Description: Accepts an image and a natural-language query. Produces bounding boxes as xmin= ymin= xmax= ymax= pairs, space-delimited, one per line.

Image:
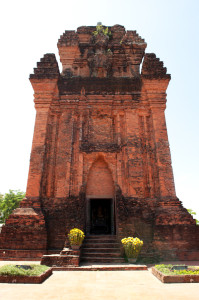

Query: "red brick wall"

xmin=86 ymin=156 xmax=114 ymax=198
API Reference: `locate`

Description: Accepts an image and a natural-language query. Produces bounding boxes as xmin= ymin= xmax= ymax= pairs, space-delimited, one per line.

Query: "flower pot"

xmin=68 ymin=228 xmax=85 ymax=250
xmin=71 ymin=244 xmax=81 ymax=250
xmin=121 ymin=237 xmax=143 ymax=264
xmin=128 ymin=258 xmax=137 ymax=263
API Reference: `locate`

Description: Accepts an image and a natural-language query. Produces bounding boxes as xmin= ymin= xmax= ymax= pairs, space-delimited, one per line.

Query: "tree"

xmin=0 ymin=190 xmax=25 ymax=224
xmin=187 ymin=209 xmax=199 ymax=225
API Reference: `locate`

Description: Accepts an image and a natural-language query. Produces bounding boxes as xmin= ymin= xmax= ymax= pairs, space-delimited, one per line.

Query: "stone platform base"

xmin=41 ymin=248 xmax=81 ymax=267
xmin=41 ymin=254 xmax=80 ymax=267
xmin=52 ymin=263 xmax=148 ymax=271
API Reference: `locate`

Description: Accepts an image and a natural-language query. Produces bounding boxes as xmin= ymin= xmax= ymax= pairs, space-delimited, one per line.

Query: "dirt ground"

xmin=0 ymin=261 xmax=199 ymax=300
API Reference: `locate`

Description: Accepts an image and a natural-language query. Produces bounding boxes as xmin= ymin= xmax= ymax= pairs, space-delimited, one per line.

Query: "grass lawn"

xmin=0 ymin=264 xmax=49 ymax=276
xmin=155 ymin=264 xmax=199 ymax=275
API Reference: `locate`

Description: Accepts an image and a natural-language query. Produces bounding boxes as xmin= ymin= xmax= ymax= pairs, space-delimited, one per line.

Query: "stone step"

xmin=83 ymin=243 xmax=120 ymax=248
xmin=81 ymin=257 xmax=125 ymax=263
xmin=84 ymin=239 xmax=118 ymax=244
xmin=82 ymin=252 xmax=121 ymax=258
xmin=81 ymin=235 xmax=123 ymax=264
xmin=86 ymin=235 xmax=117 ymax=239
xmin=85 ymin=236 xmax=117 ymax=241
xmin=47 ymin=249 xmax=61 ymax=255
xmin=52 ymin=264 xmax=148 ymax=271
xmin=82 ymin=248 xmax=120 ymax=254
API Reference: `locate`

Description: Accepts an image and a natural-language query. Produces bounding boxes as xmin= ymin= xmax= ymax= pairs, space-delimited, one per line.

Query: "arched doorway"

xmin=86 ymin=156 xmax=115 ymax=235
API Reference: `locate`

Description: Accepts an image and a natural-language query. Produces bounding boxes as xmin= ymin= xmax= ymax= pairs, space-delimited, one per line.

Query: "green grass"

xmin=155 ymin=264 xmax=199 ymax=275
xmin=0 ymin=264 xmax=49 ymax=276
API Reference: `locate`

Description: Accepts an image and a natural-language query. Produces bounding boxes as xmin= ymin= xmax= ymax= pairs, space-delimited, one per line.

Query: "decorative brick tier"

xmin=0 ymin=249 xmax=46 ymax=261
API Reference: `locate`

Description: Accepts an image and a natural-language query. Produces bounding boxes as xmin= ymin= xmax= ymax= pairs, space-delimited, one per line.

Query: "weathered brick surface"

xmin=0 ymin=205 xmax=47 ymax=251
xmin=41 ymin=254 xmax=80 ymax=267
xmin=0 ymin=24 xmax=199 ymax=261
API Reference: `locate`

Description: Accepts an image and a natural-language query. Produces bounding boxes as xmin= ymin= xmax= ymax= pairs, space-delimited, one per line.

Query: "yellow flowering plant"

xmin=68 ymin=228 xmax=85 ymax=246
xmin=121 ymin=237 xmax=143 ymax=259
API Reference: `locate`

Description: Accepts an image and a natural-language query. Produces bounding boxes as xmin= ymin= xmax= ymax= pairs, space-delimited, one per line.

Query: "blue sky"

xmin=0 ymin=0 xmax=198 ymax=218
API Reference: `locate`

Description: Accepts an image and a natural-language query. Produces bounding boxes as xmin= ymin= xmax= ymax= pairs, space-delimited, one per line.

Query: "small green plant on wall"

xmin=187 ymin=209 xmax=199 ymax=225
xmin=93 ymin=24 xmax=111 ymax=37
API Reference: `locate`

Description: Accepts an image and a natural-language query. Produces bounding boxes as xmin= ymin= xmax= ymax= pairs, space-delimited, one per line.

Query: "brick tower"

xmin=0 ymin=25 xmax=198 ymax=261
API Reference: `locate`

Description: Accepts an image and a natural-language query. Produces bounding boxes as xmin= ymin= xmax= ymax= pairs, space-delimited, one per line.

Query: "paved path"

xmin=0 ymin=261 xmax=199 ymax=300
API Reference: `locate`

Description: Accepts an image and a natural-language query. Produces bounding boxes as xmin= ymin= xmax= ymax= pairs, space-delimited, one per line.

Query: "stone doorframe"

xmin=86 ymin=197 xmax=115 ymax=235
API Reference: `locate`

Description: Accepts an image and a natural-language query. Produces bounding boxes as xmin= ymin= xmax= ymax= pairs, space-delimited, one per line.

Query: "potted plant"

xmin=121 ymin=237 xmax=143 ymax=263
xmin=68 ymin=228 xmax=85 ymax=250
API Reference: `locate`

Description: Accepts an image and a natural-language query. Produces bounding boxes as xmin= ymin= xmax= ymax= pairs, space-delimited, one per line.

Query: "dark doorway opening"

xmin=90 ymin=199 xmax=112 ymax=234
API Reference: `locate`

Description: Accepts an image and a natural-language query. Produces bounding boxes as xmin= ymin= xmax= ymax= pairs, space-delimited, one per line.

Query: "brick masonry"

xmin=0 ymin=24 xmax=199 ymax=261
xmin=151 ymin=267 xmax=199 ymax=283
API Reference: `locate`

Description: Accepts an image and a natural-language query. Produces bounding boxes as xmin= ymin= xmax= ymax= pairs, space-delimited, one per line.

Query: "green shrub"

xmin=0 ymin=190 xmax=25 ymax=223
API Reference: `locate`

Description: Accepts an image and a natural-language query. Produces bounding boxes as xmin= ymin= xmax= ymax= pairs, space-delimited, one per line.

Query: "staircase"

xmin=81 ymin=235 xmax=124 ymax=264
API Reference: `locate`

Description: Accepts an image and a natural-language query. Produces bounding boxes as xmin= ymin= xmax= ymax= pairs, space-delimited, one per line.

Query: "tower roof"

xmin=30 ymin=25 xmax=170 ymax=84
